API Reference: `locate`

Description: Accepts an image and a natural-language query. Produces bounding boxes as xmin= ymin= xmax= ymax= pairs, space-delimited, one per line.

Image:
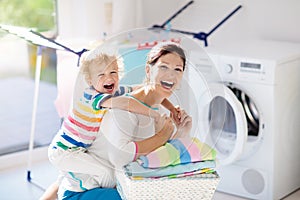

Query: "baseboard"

xmin=0 ymin=146 xmax=49 ymax=171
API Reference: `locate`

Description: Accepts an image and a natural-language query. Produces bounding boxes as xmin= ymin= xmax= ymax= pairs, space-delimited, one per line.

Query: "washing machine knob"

xmin=225 ymin=64 xmax=233 ymax=73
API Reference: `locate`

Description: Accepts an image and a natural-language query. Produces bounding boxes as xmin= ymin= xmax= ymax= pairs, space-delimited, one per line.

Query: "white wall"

xmin=141 ymin=0 xmax=300 ymax=46
xmin=56 ymin=0 xmax=300 ymax=46
xmin=111 ymin=0 xmax=143 ymax=34
xmin=56 ymin=0 xmax=142 ymax=41
xmin=248 ymin=0 xmax=300 ymax=42
xmin=56 ymin=0 xmax=112 ymax=41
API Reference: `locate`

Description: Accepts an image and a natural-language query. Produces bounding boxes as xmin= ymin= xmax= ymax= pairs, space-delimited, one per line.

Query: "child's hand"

xmin=170 ymin=106 xmax=181 ymax=125
xmin=156 ymin=115 xmax=174 ymax=142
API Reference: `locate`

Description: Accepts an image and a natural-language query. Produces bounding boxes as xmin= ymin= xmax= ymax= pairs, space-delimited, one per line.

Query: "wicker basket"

xmin=116 ymin=171 xmax=220 ymax=200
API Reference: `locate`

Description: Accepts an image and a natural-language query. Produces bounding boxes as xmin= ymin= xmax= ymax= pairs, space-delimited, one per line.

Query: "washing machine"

xmin=175 ymin=40 xmax=300 ymax=200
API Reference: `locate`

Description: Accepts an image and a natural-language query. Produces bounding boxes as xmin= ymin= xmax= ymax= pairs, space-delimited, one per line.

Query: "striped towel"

xmin=137 ymin=137 xmax=216 ymax=168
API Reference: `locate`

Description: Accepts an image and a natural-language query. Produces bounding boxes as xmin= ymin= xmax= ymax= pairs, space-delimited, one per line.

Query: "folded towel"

xmin=124 ymin=160 xmax=216 ymax=178
xmin=137 ymin=137 xmax=216 ymax=168
xmin=129 ymin=168 xmax=216 ymax=180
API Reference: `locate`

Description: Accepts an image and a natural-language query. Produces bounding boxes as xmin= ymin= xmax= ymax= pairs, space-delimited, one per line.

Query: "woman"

xmin=58 ymin=41 xmax=192 ymax=200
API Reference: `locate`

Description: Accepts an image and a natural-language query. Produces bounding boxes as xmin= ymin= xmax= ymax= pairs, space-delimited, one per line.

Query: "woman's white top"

xmin=89 ymin=108 xmax=157 ymax=171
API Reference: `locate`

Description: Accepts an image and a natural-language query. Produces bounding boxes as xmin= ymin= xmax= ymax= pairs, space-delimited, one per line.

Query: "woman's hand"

xmin=173 ymin=109 xmax=192 ymax=138
xmin=135 ymin=115 xmax=175 ymax=157
xmin=156 ymin=115 xmax=174 ymax=143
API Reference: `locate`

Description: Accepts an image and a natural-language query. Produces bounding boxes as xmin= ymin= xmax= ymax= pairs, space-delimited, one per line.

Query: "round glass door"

xmin=200 ymin=83 xmax=248 ymax=166
xmin=229 ymin=86 xmax=260 ymax=137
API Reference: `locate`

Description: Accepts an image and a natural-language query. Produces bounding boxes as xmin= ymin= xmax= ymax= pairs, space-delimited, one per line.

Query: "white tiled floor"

xmin=0 ymin=153 xmax=299 ymax=200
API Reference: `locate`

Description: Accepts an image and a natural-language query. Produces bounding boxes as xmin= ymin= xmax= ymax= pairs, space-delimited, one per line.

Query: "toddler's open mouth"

xmin=103 ymin=83 xmax=115 ymax=93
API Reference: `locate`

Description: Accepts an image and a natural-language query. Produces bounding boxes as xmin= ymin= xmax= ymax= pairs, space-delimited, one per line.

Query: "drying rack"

xmin=0 ymin=24 xmax=87 ymax=190
xmin=150 ymin=0 xmax=242 ymax=47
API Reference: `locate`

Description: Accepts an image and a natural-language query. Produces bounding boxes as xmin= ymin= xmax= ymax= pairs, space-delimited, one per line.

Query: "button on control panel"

xmin=225 ymin=64 xmax=233 ymax=73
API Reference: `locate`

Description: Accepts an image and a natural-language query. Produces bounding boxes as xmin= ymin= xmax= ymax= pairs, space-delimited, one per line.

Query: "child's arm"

xmin=161 ymin=98 xmax=181 ymax=125
xmin=131 ymin=84 xmax=143 ymax=91
xmin=101 ymin=96 xmax=161 ymax=121
xmin=161 ymin=98 xmax=174 ymax=111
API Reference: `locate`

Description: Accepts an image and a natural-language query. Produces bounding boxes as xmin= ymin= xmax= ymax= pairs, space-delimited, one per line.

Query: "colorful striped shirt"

xmin=55 ymin=85 xmax=132 ymax=151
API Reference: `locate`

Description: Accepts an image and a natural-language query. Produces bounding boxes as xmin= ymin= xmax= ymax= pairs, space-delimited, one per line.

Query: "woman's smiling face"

xmin=147 ymin=52 xmax=184 ymax=97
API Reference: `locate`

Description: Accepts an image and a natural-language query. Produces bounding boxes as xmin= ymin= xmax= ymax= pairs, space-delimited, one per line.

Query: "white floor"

xmin=0 ymin=149 xmax=299 ymax=200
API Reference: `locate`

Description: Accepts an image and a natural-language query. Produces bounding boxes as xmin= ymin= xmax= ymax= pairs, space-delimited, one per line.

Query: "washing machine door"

xmin=200 ymin=83 xmax=248 ymax=166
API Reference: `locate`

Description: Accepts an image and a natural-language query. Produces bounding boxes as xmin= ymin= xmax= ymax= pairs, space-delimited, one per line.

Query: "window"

xmin=0 ymin=0 xmax=56 ymax=33
xmin=0 ymin=0 xmax=60 ymax=156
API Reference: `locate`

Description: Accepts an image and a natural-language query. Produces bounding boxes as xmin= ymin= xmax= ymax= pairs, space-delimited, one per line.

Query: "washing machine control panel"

xmin=188 ymin=51 xmax=276 ymax=84
xmin=207 ymin=53 xmax=276 ymax=84
xmin=240 ymin=61 xmax=262 ymax=72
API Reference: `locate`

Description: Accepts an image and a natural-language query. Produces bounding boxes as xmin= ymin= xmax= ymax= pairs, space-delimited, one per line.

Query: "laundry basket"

xmin=116 ymin=170 xmax=220 ymax=200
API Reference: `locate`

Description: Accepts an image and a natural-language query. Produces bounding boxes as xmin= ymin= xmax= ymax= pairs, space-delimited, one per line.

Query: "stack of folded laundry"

xmin=116 ymin=137 xmax=220 ymax=200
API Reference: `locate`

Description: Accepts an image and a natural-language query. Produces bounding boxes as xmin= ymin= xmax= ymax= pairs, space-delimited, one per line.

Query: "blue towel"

xmin=124 ymin=160 xmax=216 ymax=178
